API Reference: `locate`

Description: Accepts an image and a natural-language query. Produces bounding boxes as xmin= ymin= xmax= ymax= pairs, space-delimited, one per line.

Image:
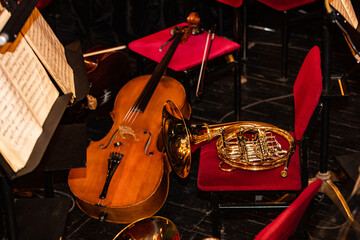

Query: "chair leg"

xmin=184 ymin=70 xmax=192 ymax=104
xmin=211 ymin=192 xmax=222 ymax=239
xmin=135 ymin=54 xmax=144 ymax=76
xmin=218 ymin=3 xmax=224 ymax=36
xmin=0 ymin=177 xmax=17 ymax=240
xmin=280 ymin=10 xmax=289 ymax=81
xmin=240 ymin=2 xmax=247 ymax=82
xmin=234 ymin=50 xmax=241 ymax=121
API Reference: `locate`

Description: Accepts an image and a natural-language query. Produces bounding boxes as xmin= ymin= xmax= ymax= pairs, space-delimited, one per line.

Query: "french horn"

xmin=112 ymin=215 xmax=220 ymax=240
xmin=112 ymin=216 xmax=179 ymax=240
xmin=162 ymin=100 xmax=295 ymax=178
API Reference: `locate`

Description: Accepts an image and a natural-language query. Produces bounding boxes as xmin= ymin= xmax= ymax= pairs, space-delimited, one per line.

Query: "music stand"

xmin=0 ymin=3 xmax=89 ymax=238
xmin=314 ymin=0 xmax=357 ymax=225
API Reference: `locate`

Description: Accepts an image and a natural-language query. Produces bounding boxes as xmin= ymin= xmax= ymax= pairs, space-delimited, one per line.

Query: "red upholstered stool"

xmin=129 ymin=23 xmax=240 ymax=72
xmin=128 ymin=22 xmax=241 ymax=118
xmin=197 ymin=46 xmax=323 ymax=238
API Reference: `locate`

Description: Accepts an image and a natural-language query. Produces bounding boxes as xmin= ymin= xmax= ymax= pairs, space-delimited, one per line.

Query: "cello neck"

xmin=134 ymin=27 xmax=186 ymax=113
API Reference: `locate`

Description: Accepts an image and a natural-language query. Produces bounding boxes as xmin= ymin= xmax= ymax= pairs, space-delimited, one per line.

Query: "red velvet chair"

xmin=215 ymin=0 xmax=247 ymax=91
xmin=36 ymin=0 xmax=53 ymax=11
xmin=128 ymin=9 xmax=242 ymax=119
xmin=197 ymin=46 xmax=323 ymax=238
xmin=255 ymin=0 xmax=320 ymax=81
xmin=254 ymin=178 xmax=322 ymax=240
xmin=217 ymin=0 xmax=243 ymax=8
xmin=216 ymin=0 xmax=243 ymax=40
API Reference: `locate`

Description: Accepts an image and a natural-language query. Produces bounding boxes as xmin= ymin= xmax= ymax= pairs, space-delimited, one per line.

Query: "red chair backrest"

xmin=217 ymin=0 xmax=243 ymax=8
xmin=254 ymin=179 xmax=322 ymax=240
xmin=256 ymin=0 xmax=317 ymax=11
xmin=36 ymin=0 xmax=53 ymax=10
xmin=293 ymin=46 xmax=322 ymax=141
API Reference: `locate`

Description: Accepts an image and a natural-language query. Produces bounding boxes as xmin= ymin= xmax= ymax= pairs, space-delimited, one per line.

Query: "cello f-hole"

xmin=99 ymin=130 xmax=118 ymax=149
xmin=143 ymin=130 xmax=152 ymax=155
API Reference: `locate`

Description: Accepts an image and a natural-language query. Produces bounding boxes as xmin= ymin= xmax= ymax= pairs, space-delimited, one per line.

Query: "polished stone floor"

xmin=5 ymin=0 xmax=360 ymax=239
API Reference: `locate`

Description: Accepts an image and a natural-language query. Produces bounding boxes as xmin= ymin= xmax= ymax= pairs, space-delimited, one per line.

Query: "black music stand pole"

xmin=0 ymin=176 xmax=17 ymax=240
xmin=315 ymin=11 xmax=354 ymax=223
xmin=320 ymin=10 xmax=331 ymax=174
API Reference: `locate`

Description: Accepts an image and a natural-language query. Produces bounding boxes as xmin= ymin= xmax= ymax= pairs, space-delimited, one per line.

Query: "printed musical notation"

xmin=0 ymin=8 xmax=74 ymax=172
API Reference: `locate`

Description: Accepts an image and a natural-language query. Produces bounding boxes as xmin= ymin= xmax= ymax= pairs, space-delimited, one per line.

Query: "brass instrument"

xmin=162 ymin=100 xmax=295 ymax=178
xmin=112 ymin=215 xmax=220 ymax=240
xmin=112 ymin=216 xmax=179 ymax=240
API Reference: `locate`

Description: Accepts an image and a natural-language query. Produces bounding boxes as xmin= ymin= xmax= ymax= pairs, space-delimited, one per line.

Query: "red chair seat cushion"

xmin=257 ymin=0 xmax=317 ymax=11
xmin=197 ymin=132 xmax=301 ymax=191
xmin=128 ymin=23 xmax=240 ymax=72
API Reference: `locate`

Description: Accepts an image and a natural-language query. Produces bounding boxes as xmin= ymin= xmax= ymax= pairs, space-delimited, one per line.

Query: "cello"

xmin=68 ymin=15 xmax=199 ymax=223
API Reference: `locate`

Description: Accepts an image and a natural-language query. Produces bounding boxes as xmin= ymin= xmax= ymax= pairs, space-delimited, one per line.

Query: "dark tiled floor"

xmin=6 ymin=0 xmax=360 ymax=239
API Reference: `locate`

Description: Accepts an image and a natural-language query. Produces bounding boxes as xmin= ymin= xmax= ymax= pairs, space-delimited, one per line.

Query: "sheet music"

xmin=0 ymin=35 xmax=59 ymax=125
xmin=22 ymin=8 xmax=75 ymax=97
xmin=0 ymin=67 xmax=42 ymax=172
xmin=0 ymin=4 xmax=11 ymax=32
xmin=0 ymin=35 xmax=59 ymax=172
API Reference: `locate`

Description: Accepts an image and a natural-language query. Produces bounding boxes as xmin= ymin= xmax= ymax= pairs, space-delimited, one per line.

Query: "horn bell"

xmin=113 ymin=216 xmax=179 ymax=240
xmin=162 ymin=100 xmax=191 ymax=178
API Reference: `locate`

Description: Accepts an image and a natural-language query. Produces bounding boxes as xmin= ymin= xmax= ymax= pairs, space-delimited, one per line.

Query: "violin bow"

xmin=196 ymin=25 xmax=216 ymax=97
xmin=83 ymin=45 xmax=127 ymax=57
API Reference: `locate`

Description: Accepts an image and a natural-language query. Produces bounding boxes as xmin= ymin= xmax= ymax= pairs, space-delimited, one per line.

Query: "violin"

xmin=61 ymin=46 xmax=131 ymax=124
xmin=68 ymin=14 xmax=199 ymax=223
xmin=82 ymin=45 xmax=131 ymax=116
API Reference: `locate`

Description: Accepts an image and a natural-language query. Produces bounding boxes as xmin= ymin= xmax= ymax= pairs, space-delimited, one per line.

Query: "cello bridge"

xmin=118 ymin=125 xmax=139 ymax=141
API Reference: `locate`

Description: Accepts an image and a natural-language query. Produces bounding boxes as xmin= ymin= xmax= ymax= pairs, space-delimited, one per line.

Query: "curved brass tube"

xmin=325 ymin=0 xmax=332 ymax=14
xmin=162 ymin=100 xmax=295 ymax=178
xmin=112 ymin=216 xmax=179 ymax=240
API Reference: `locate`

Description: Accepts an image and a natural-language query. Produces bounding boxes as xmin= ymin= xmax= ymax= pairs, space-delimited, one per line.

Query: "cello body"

xmin=68 ymin=74 xmax=190 ymax=223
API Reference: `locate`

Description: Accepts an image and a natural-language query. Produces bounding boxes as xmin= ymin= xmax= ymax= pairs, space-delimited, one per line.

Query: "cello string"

xmin=97 ymin=26 xmax=186 ymax=205
xmin=129 ymin=46 xmax=175 ymax=125
xmin=105 ymin=26 xmax=185 ymax=164
xmin=93 ymin=25 xmax=191 ymax=210
xmin=119 ymin=45 xmax=175 ymax=126
xmin=122 ymin=52 xmax=169 ymax=125
xmin=134 ymin=27 xmax=185 ymax=111
xmin=124 ymin=29 xmax=185 ymax=126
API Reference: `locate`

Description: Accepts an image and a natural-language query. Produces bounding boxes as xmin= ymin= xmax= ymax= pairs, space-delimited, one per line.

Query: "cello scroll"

xmin=160 ymin=12 xmax=202 ymax=51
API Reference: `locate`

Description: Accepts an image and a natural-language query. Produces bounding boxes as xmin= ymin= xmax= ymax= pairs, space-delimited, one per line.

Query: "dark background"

xmin=3 ymin=0 xmax=360 ymax=239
